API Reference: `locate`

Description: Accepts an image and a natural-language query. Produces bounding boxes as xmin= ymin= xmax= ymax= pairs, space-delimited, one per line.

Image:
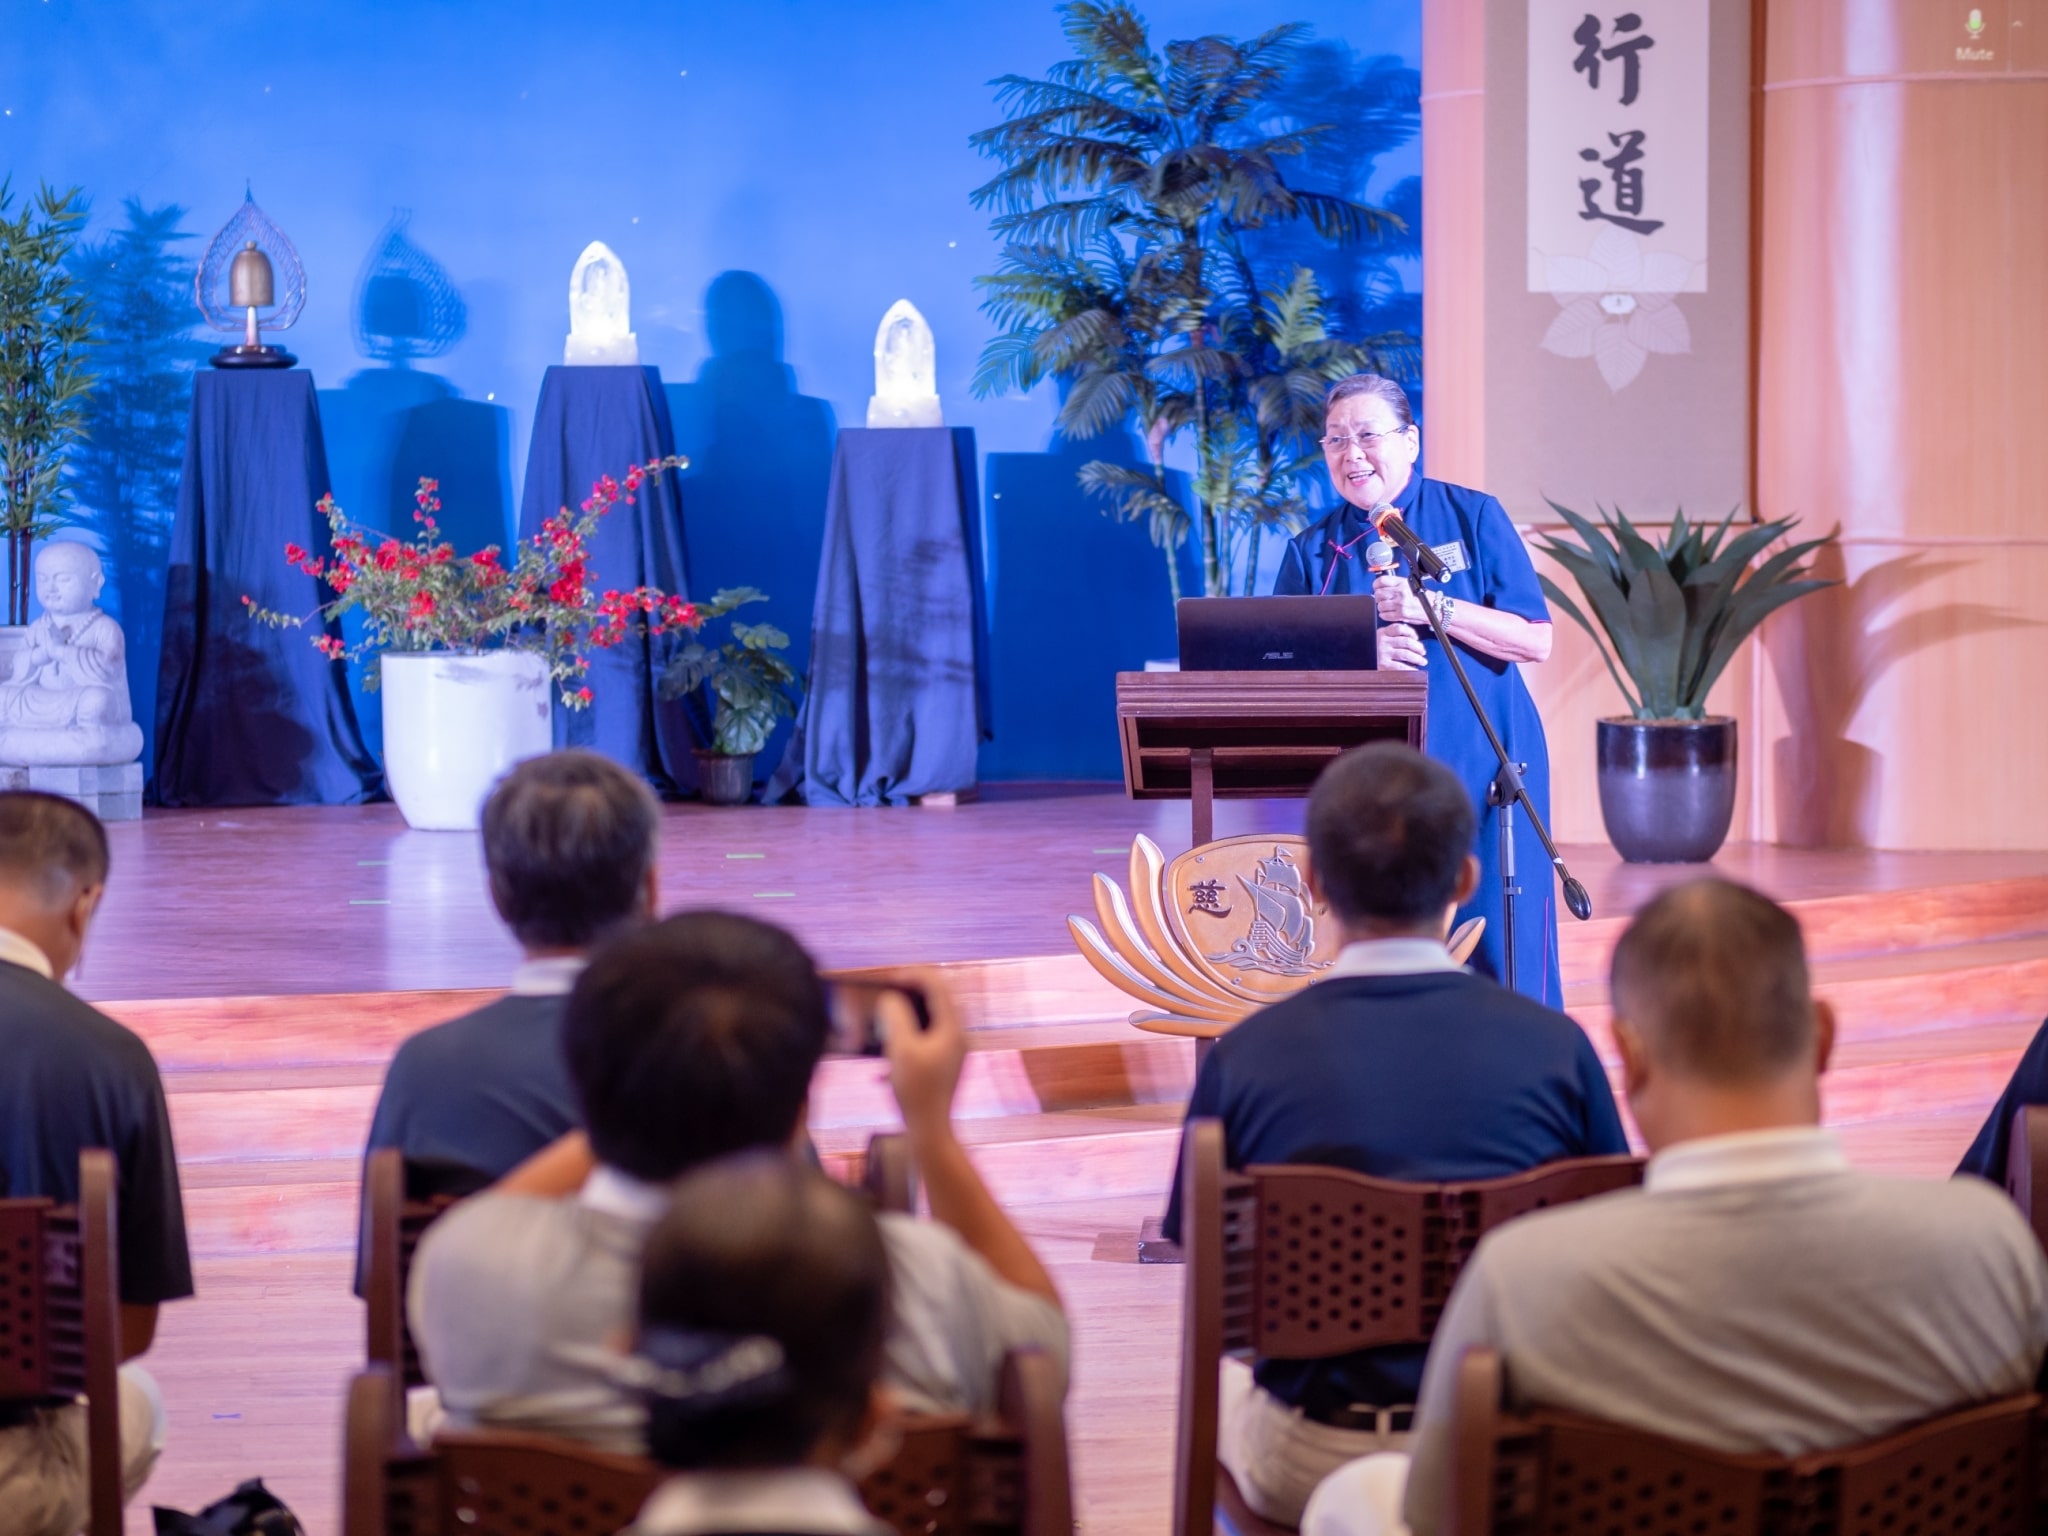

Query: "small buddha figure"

xmin=0 ymin=541 xmax=144 ymax=767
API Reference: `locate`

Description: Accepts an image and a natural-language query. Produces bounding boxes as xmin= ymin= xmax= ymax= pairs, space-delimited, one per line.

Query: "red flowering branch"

xmin=243 ymin=455 xmax=744 ymax=709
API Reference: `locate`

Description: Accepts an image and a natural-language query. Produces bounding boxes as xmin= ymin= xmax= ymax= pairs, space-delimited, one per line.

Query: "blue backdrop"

xmin=5 ymin=0 xmax=1418 ymax=785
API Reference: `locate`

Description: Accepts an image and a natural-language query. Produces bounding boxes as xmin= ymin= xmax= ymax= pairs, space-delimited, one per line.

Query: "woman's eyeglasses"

xmin=1319 ymin=427 xmax=1411 ymax=453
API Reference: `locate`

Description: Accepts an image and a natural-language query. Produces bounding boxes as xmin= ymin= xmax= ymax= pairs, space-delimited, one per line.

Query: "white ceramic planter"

xmin=380 ymin=650 xmax=553 ymax=831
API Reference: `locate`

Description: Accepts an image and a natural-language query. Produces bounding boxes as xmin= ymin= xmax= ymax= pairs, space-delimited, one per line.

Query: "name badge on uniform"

xmin=1431 ymin=541 xmax=1469 ymax=577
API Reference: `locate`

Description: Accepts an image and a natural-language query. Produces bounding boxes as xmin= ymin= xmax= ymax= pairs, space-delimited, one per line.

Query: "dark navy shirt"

xmin=1959 ymin=1016 xmax=2048 ymax=1184
xmin=0 ymin=957 xmax=193 ymax=1305
xmin=352 ymin=991 xmax=581 ymax=1292
xmin=1276 ymin=473 xmax=1563 ymax=1008
xmin=1160 ymin=965 xmax=1627 ymax=1414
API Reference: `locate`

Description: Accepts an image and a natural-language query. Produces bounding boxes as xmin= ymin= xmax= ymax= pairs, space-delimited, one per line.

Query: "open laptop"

xmin=1176 ymin=595 xmax=1379 ymax=671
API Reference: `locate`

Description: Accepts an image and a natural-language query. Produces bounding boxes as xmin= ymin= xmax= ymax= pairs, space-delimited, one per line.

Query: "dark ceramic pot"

xmin=694 ymin=749 xmax=756 ymax=806
xmin=1596 ymin=717 xmax=1738 ymax=863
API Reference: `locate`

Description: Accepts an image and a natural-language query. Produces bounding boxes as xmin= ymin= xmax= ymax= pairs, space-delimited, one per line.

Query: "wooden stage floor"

xmin=88 ymin=789 xmax=2048 ymax=1534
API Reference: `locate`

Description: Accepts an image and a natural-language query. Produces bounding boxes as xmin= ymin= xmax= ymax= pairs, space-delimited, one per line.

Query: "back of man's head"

xmin=481 ymin=750 xmax=659 ymax=951
xmin=1610 ymin=878 xmax=1814 ymax=1085
xmin=636 ymin=1153 xmax=889 ymax=1471
xmin=1306 ymin=742 xmax=1475 ymax=928
xmin=0 ymin=791 xmax=108 ymax=903
xmin=563 ymin=911 xmax=830 ymax=1182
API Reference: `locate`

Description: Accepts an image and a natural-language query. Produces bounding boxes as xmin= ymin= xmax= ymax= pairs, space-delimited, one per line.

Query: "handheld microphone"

xmin=1365 ymin=539 xmax=1395 ymax=575
xmin=1371 ymin=504 xmax=1449 ymax=580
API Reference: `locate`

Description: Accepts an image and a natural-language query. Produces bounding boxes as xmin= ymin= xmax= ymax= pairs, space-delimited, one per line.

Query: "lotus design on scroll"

xmin=1539 ymin=226 xmax=1692 ymax=392
xmin=1070 ymin=834 xmax=1486 ymax=1040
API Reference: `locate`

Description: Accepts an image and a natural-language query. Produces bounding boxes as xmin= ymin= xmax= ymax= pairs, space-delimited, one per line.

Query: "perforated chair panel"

xmin=1825 ymin=1400 xmax=2032 ymax=1536
xmin=863 ymin=1416 xmax=969 ymax=1536
xmin=428 ymin=1436 xmax=659 ymax=1536
xmin=0 ymin=1203 xmax=50 ymax=1398
xmin=1245 ymin=1167 xmax=1429 ymax=1358
xmin=1520 ymin=1421 xmax=1777 ymax=1536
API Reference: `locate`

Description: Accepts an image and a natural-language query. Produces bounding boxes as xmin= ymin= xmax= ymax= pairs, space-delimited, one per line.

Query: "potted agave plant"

xmin=1535 ymin=504 xmax=1836 ymax=863
xmin=248 ymin=456 xmax=735 ymax=830
xmin=656 ymin=587 xmax=801 ymax=806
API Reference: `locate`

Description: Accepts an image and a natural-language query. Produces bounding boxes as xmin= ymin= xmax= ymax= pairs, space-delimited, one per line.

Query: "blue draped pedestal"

xmin=154 ymin=370 xmax=381 ymax=807
xmin=774 ymin=427 xmax=987 ymax=806
xmin=519 ymin=366 xmax=694 ymax=794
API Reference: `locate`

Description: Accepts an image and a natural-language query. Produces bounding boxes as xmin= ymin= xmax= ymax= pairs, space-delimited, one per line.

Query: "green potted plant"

xmin=0 ymin=182 xmax=95 ymax=631
xmin=656 ymin=587 xmax=801 ymax=806
xmin=1535 ymin=504 xmax=1836 ymax=863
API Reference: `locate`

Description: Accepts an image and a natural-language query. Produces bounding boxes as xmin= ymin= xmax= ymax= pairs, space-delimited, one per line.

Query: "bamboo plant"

xmin=0 ymin=181 xmax=95 ymax=627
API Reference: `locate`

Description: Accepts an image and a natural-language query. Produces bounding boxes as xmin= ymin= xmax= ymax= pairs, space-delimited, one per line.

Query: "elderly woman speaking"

xmin=1274 ymin=374 xmax=1561 ymax=1007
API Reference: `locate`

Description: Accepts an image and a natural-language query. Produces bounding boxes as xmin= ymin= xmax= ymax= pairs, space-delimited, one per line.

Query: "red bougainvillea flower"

xmin=315 ymin=635 xmax=347 ymax=659
xmin=409 ymin=591 xmax=436 ymax=621
xmin=576 ymin=686 xmax=594 ymax=704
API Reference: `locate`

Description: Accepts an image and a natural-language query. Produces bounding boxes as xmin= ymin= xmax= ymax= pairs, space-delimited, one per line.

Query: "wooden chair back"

xmin=2005 ymin=1104 xmax=2048 ymax=1254
xmin=345 ymin=1345 xmax=1072 ymax=1536
xmin=0 ymin=1149 xmax=122 ymax=1536
xmin=362 ymin=1148 xmax=473 ymax=1415
xmin=1172 ymin=1120 xmax=1643 ymax=1536
xmin=1448 ymin=1347 xmax=2043 ymax=1535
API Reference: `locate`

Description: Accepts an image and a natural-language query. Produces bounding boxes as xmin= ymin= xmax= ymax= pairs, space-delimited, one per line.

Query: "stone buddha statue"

xmin=0 ymin=541 xmax=144 ymax=767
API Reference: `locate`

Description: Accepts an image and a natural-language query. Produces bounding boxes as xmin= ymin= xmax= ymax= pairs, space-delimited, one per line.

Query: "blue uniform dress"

xmin=1275 ymin=474 xmax=1563 ymax=1008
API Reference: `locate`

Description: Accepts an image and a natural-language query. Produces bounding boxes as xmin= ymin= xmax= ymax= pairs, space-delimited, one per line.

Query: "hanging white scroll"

xmin=1527 ymin=1 xmax=1709 ymax=296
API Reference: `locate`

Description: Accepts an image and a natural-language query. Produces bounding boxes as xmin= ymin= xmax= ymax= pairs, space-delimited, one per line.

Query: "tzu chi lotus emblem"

xmin=1070 ymin=834 xmax=1485 ymax=1036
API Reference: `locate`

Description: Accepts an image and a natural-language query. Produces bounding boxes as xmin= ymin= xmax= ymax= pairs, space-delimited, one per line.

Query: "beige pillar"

xmin=1754 ymin=0 xmax=2048 ymax=848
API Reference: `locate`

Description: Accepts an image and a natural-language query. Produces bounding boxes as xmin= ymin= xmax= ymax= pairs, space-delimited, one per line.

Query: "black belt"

xmin=1308 ymin=1402 xmax=1416 ymax=1434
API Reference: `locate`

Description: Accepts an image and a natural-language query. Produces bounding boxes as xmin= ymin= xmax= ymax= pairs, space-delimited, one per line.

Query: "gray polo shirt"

xmin=1403 ymin=1128 xmax=2048 ymax=1536
xmin=408 ymin=1166 xmax=1070 ymax=1453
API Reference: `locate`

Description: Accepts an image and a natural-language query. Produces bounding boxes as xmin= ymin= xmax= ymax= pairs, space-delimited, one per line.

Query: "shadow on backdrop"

xmin=66 ymin=198 xmax=211 ymax=783
xmin=1246 ymin=41 xmax=1424 ymax=421
xmin=318 ymin=212 xmax=511 ymax=759
xmin=981 ymin=428 xmax=1197 ymax=782
xmin=666 ymin=271 xmax=837 ymax=777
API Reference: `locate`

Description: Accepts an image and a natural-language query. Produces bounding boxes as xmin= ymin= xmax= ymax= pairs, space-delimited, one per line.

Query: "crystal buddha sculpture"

xmin=0 ymin=542 xmax=145 ymax=767
xmin=866 ymin=299 xmax=943 ymax=427
xmin=564 ymin=241 xmax=639 ymax=365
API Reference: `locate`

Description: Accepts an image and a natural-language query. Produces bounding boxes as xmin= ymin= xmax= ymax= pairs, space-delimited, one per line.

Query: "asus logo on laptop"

xmin=1262 ymin=650 xmax=1294 ymax=660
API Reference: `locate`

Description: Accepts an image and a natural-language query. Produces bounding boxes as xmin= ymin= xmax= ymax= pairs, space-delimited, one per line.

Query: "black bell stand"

xmin=1406 ymin=570 xmax=1592 ymax=994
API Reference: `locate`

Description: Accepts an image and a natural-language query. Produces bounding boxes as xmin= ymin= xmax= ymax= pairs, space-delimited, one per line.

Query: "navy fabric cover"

xmin=518 ymin=365 xmax=694 ymax=794
xmin=154 ymin=369 xmax=382 ymax=806
xmin=1160 ymin=969 xmax=1627 ymax=1412
xmin=1958 ymin=1016 xmax=2048 ymax=1184
xmin=773 ymin=426 xmax=987 ymax=806
xmin=1277 ymin=474 xmax=1562 ymax=1007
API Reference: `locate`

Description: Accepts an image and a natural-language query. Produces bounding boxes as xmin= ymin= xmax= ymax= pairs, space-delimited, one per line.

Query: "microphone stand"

xmin=1402 ymin=566 xmax=1592 ymax=995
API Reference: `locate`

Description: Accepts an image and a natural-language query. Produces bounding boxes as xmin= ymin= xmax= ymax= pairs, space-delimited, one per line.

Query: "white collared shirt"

xmin=578 ymin=1164 xmax=671 ymax=1225
xmin=1318 ymin=935 xmax=1465 ymax=981
xmin=508 ymin=954 xmax=587 ymax=997
xmin=0 ymin=924 xmax=54 ymax=980
xmin=1645 ymin=1125 xmax=1850 ymax=1195
xmin=631 ymin=1467 xmax=890 ymax=1536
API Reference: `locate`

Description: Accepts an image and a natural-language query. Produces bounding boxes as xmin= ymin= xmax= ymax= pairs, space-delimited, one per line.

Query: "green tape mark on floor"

xmin=724 ymin=852 xmax=766 ymax=860
xmin=752 ymin=891 xmax=796 ymax=899
xmin=348 ymin=899 xmax=390 ymax=906
xmin=356 ymin=860 xmax=390 ymax=866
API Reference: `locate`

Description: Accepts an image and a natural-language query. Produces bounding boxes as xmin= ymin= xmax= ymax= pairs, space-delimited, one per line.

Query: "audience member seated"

xmin=0 ymin=792 xmax=192 ymax=1536
xmin=1309 ymin=878 xmax=2048 ymax=1536
xmin=625 ymin=1154 xmax=896 ymax=1536
xmin=353 ymin=750 xmax=659 ymax=1290
xmin=1159 ymin=742 xmax=1628 ymax=1527
xmin=1956 ymin=1014 xmax=2048 ymax=1185
xmin=408 ymin=910 xmax=1067 ymax=1451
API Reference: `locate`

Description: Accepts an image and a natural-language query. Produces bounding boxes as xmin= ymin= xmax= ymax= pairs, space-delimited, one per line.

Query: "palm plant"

xmin=0 ymin=182 xmax=96 ymax=626
xmin=970 ymin=2 xmax=1413 ymax=602
xmin=1534 ymin=504 xmax=1837 ymax=721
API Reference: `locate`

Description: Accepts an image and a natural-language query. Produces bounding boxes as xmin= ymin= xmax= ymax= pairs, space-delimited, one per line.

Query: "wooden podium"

xmin=1115 ymin=671 xmax=1427 ymax=844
